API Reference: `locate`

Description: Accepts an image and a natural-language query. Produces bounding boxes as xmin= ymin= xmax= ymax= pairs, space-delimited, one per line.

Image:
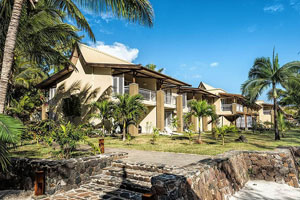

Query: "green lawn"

xmin=10 ymin=129 xmax=300 ymax=159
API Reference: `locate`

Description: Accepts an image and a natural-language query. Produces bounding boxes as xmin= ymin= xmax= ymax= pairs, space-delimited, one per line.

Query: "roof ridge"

xmin=78 ymin=43 xmax=133 ymax=64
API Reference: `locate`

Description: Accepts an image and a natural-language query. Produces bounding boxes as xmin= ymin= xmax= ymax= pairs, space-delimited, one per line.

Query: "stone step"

xmin=80 ymin=183 xmax=143 ymax=200
xmin=102 ymin=166 xmax=160 ymax=182
xmin=90 ymin=174 xmax=152 ymax=194
xmin=112 ymin=160 xmax=176 ymax=174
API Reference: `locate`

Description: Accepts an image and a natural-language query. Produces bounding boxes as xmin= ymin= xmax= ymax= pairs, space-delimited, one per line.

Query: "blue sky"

xmin=79 ymin=0 xmax=300 ymax=102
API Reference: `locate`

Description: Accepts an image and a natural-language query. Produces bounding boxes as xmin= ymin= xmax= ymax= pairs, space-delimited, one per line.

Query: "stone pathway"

xmin=105 ymin=147 xmax=211 ymax=167
xmin=38 ymin=159 xmax=178 ymax=200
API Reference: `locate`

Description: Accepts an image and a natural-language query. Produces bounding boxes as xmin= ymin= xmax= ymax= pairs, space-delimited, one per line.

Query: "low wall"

xmin=151 ymin=148 xmax=300 ymax=200
xmin=0 ymin=152 xmax=127 ymax=195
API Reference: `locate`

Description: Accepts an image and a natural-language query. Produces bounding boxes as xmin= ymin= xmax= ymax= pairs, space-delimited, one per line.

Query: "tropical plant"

xmin=151 ymin=127 xmax=159 ymax=145
xmin=241 ymin=48 xmax=300 ymax=140
xmin=114 ymin=93 xmax=147 ymax=141
xmin=184 ymin=123 xmax=194 ymax=144
xmin=145 ymin=64 xmax=164 ymax=73
xmin=92 ymin=100 xmax=114 ymax=135
xmin=171 ymin=116 xmax=179 ymax=131
xmin=188 ymin=100 xmax=215 ymax=143
xmin=214 ymin=125 xmax=237 ymax=145
xmin=0 ymin=0 xmax=154 ymax=114
xmin=278 ymin=112 xmax=287 ymax=138
xmin=209 ymin=112 xmax=219 ymax=139
xmin=0 ymin=114 xmax=23 ymax=171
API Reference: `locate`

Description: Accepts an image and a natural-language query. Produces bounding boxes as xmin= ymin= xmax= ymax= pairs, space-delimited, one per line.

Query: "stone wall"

xmin=151 ymin=148 xmax=300 ymax=200
xmin=0 ymin=152 xmax=127 ymax=195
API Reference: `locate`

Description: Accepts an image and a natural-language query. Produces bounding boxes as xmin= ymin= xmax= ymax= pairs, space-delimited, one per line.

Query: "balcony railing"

xmin=165 ymin=95 xmax=176 ymax=106
xmin=263 ymin=110 xmax=272 ymax=115
xmin=124 ymin=86 xmax=156 ymax=102
xmin=221 ymin=104 xmax=232 ymax=111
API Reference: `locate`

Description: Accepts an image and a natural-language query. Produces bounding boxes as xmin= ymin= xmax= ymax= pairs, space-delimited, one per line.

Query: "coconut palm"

xmin=92 ymin=100 xmax=114 ymax=135
xmin=114 ymin=93 xmax=147 ymax=141
xmin=0 ymin=114 xmax=23 ymax=171
xmin=145 ymin=64 xmax=164 ymax=73
xmin=0 ymin=0 xmax=154 ymax=113
xmin=188 ymin=99 xmax=215 ymax=142
xmin=241 ymin=49 xmax=300 ymax=140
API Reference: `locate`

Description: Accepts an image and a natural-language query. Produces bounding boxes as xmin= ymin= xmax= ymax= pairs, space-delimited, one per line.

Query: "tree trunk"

xmin=273 ymin=84 xmax=280 ymax=140
xmin=198 ymin=118 xmax=201 ymax=141
xmin=0 ymin=0 xmax=24 ymax=114
xmin=122 ymin=121 xmax=126 ymax=141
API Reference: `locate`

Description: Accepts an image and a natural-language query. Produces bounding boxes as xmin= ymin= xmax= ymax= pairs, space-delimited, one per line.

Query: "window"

xmin=112 ymin=75 xmax=124 ymax=94
xmin=49 ymin=87 xmax=56 ymax=100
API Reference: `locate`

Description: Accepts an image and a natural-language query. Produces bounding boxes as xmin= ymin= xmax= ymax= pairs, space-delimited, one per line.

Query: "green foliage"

xmin=145 ymin=64 xmax=164 ymax=73
xmin=214 ymin=125 xmax=238 ymax=145
xmin=114 ymin=93 xmax=147 ymax=141
xmin=171 ymin=116 xmax=179 ymax=130
xmin=92 ymin=100 xmax=114 ymax=135
xmin=0 ymin=114 xmax=23 ymax=171
xmin=241 ymin=48 xmax=300 ymax=140
xmin=184 ymin=123 xmax=194 ymax=144
xmin=46 ymin=122 xmax=85 ymax=158
xmin=188 ymin=100 xmax=216 ymax=142
xmin=62 ymin=95 xmax=81 ymax=119
xmin=151 ymin=127 xmax=159 ymax=145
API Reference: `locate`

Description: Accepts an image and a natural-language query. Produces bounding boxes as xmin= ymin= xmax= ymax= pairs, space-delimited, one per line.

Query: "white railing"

xmin=123 ymin=86 xmax=156 ymax=102
xmin=139 ymin=88 xmax=156 ymax=102
xmin=237 ymin=104 xmax=244 ymax=112
xmin=164 ymin=95 xmax=176 ymax=106
xmin=263 ymin=110 xmax=272 ymax=115
xmin=221 ymin=104 xmax=232 ymax=111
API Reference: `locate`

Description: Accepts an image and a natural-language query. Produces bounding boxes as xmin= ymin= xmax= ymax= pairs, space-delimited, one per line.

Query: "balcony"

xmin=221 ymin=104 xmax=232 ymax=112
xmin=124 ymin=86 xmax=156 ymax=103
xmin=263 ymin=110 xmax=272 ymax=115
xmin=165 ymin=95 xmax=176 ymax=107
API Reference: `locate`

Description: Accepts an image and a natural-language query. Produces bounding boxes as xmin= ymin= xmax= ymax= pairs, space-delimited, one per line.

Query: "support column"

xmin=202 ymin=116 xmax=208 ymax=132
xmin=176 ymin=95 xmax=183 ymax=132
xmin=129 ymin=83 xmax=139 ymax=135
xmin=244 ymin=115 xmax=248 ymax=130
xmin=191 ymin=92 xmax=198 ymax=132
xmin=232 ymin=103 xmax=237 ymax=114
xmin=156 ymin=90 xmax=165 ymax=131
xmin=41 ymin=104 xmax=48 ymax=120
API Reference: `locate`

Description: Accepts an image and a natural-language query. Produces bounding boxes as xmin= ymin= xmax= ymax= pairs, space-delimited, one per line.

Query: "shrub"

xmin=151 ymin=127 xmax=159 ymax=145
xmin=214 ymin=125 xmax=238 ymax=145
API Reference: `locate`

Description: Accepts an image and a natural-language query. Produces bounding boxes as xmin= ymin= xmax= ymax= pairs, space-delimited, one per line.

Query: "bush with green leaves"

xmin=46 ymin=122 xmax=98 ymax=158
xmin=184 ymin=123 xmax=194 ymax=144
xmin=0 ymin=114 xmax=23 ymax=171
xmin=151 ymin=127 xmax=160 ymax=145
xmin=214 ymin=125 xmax=238 ymax=145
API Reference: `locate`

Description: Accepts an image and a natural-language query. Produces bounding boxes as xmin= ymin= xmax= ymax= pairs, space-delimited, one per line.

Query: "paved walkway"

xmin=105 ymin=147 xmax=211 ymax=167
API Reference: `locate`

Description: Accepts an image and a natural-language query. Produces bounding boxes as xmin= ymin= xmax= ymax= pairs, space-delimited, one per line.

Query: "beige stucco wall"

xmin=258 ymin=108 xmax=273 ymax=124
xmin=139 ymin=106 xmax=157 ymax=134
xmin=56 ymin=58 xmax=113 ymax=100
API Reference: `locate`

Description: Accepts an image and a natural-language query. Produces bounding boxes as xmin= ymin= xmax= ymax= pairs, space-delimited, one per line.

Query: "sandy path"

xmin=229 ymin=180 xmax=300 ymax=200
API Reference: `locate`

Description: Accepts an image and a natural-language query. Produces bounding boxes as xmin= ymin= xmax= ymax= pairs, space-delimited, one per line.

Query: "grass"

xmin=10 ymin=129 xmax=300 ymax=159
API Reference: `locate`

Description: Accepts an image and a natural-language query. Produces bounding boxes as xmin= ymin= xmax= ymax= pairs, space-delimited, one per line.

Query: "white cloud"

xmin=264 ymin=4 xmax=284 ymax=12
xmin=91 ymin=41 xmax=139 ymax=62
xmin=100 ymin=13 xmax=115 ymax=22
xmin=210 ymin=62 xmax=219 ymax=67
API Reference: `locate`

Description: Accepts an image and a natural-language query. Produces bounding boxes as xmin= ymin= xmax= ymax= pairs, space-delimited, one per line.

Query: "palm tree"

xmin=0 ymin=114 xmax=23 ymax=171
xmin=145 ymin=64 xmax=164 ymax=73
xmin=241 ymin=49 xmax=300 ymax=140
xmin=92 ymin=100 xmax=114 ymax=135
xmin=0 ymin=0 xmax=154 ymax=114
xmin=114 ymin=93 xmax=147 ymax=141
xmin=188 ymin=99 xmax=215 ymax=142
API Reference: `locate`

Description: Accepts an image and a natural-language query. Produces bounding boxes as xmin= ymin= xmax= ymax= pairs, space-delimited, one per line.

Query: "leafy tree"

xmin=92 ymin=100 xmax=114 ymax=135
xmin=188 ymin=100 xmax=215 ymax=143
xmin=278 ymin=112 xmax=287 ymax=138
xmin=241 ymin=48 xmax=300 ymax=140
xmin=0 ymin=0 xmax=154 ymax=113
xmin=114 ymin=93 xmax=147 ymax=141
xmin=214 ymin=125 xmax=237 ymax=145
xmin=145 ymin=64 xmax=164 ymax=73
xmin=0 ymin=114 xmax=23 ymax=171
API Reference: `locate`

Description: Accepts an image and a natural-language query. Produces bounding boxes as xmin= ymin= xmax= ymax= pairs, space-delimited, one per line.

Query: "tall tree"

xmin=0 ymin=0 xmax=154 ymax=113
xmin=114 ymin=93 xmax=147 ymax=141
xmin=145 ymin=64 xmax=164 ymax=73
xmin=241 ymin=49 xmax=300 ymax=140
xmin=188 ymin=100 xmax=215 ymax=143
xmin=92 ymin=100 xmax=114 ymax=134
